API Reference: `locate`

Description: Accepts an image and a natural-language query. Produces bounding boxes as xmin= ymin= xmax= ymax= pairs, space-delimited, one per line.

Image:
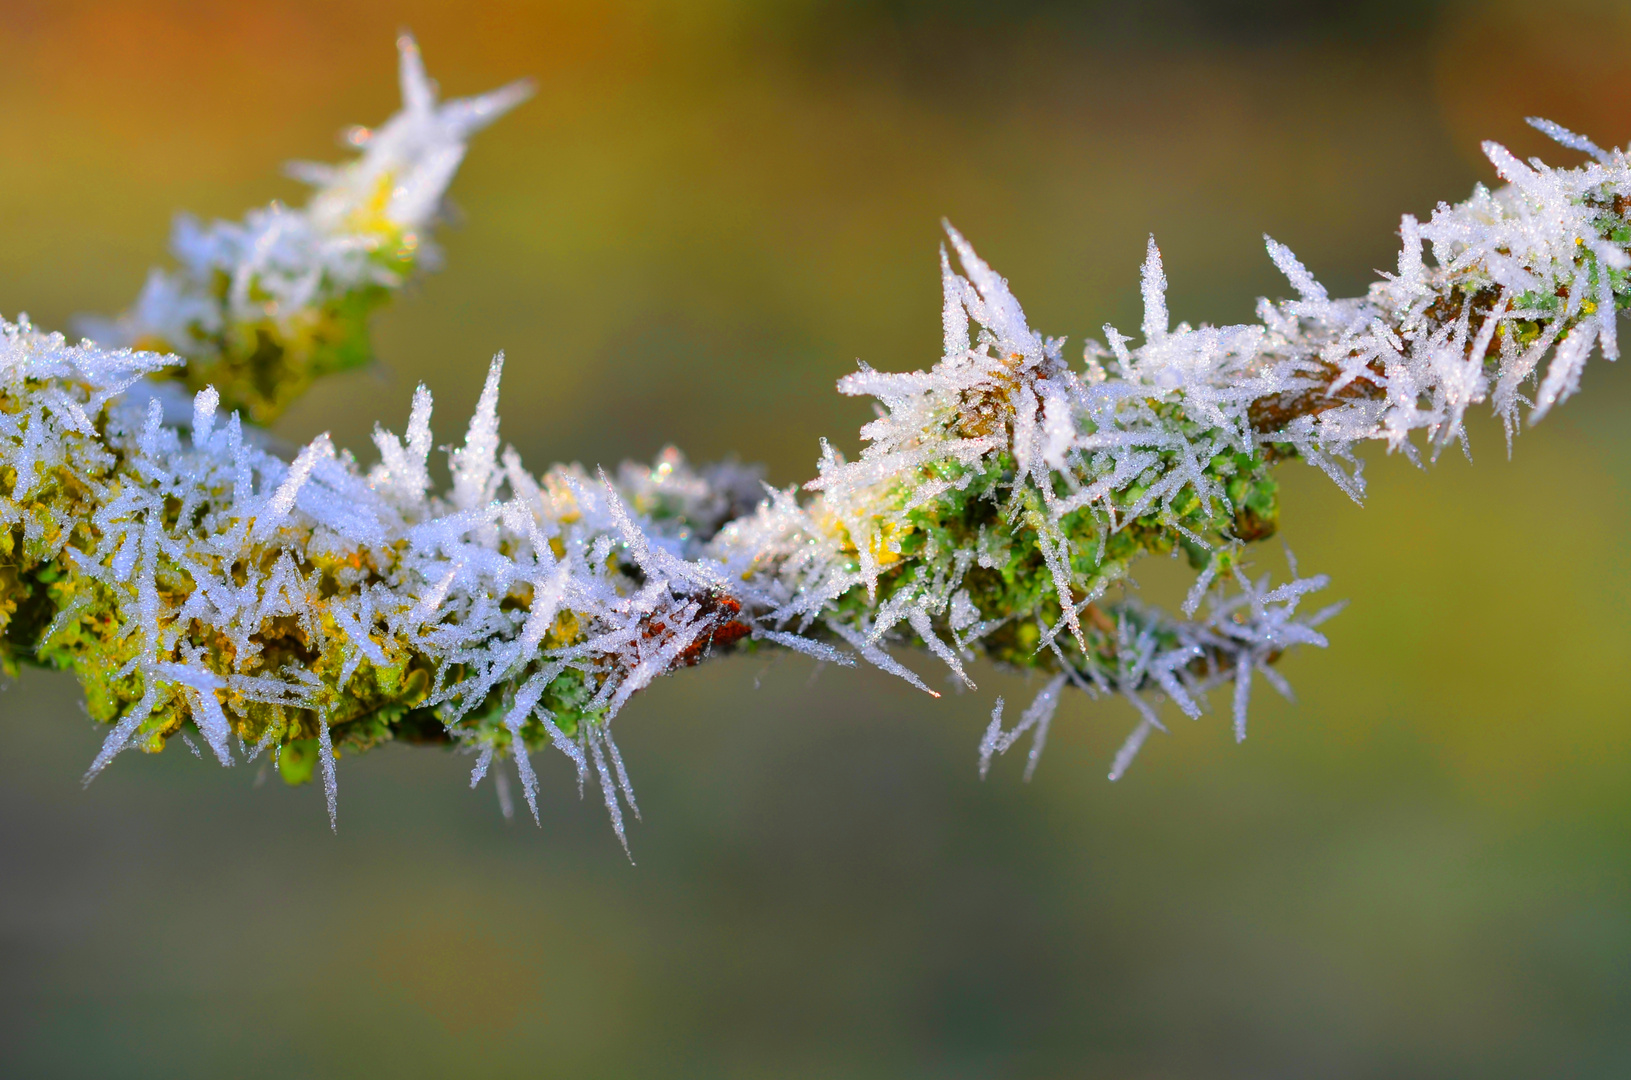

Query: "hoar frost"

xmin=2 ymin=43 xmax=1626 ymax=850
xmin=80 ymin=35 xmax=532 ymax=427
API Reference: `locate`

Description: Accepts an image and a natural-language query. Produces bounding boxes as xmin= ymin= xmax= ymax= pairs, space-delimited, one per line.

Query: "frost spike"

xmin=451 ymin=352 xmax=503 ymax=512
xmin=191 ymin=386 xmax=218 ymax=445
xmin=252 ymin=435 xmax=331 ymax=542
xmin=1526 ymin=116 xmax=1610 ymax=162
xmin=1263 ymin=235 xmax=1327 ymax=302
xmin=978 ymin=698 xmax=1005 ymax=780
xmin=317 ymin=717 xmax=338 ymax=834
xmin=1108 ymin=720 xmax=1153 ymax=782
xmin=397 ymin=34 xmax=435 ymax=117
xmin=1140 ymin=235 xmax=1168 ymax=342
xmin=82 ymin=687 xmax=162 ymax=784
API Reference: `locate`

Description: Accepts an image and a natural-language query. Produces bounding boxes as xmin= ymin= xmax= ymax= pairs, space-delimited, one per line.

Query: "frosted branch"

xmin=4 ymin=40 xmax=1626 ymax=846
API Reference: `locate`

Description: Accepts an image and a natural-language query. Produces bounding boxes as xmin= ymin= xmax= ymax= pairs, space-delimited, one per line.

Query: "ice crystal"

xmin=3 ymin=43 xmax=1625 ymax=847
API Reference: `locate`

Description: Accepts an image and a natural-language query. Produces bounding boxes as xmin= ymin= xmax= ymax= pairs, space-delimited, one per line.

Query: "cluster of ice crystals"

xmin=983 ymin=566 xmax=1343 ymax=782
xmin=1334 ymin=120 xmax=1627 ymax=450
xmin=0 ymin=318 xmax=760 ymax=846
xmin=81 ymin=36 xmax=531 ymax=385
xmin=8 ymin=89 xmax=1625 ymax=841
xmin=700 ymin=120 xmax=1629 ymax=779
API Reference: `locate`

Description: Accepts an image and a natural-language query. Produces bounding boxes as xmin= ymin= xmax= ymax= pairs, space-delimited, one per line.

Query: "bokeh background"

xmin=3 ymin=0 xmax=1631 ymax=1075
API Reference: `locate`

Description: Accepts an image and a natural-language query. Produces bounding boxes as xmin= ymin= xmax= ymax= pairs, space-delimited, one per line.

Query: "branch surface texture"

xmin=2 ymin=40 xmax=1624 ymax=847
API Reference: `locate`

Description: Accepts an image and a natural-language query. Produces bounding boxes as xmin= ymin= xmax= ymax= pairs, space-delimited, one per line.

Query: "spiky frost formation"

xmin=4 ymin=82 xmax=1625 ymax=846
xmin=0 ymin=311 xmax=1330 ymax=847
xmin=80 ymin=36 xmax=532 ymax=425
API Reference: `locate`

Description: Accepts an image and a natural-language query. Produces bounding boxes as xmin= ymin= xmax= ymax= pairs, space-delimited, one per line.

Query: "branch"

xmin=1 ymin=40 xmax=1623 ymax=847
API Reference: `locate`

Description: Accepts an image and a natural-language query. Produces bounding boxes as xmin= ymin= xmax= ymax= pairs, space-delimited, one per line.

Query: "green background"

xmin=3 ymin=1 xmax=1630 ymax=1075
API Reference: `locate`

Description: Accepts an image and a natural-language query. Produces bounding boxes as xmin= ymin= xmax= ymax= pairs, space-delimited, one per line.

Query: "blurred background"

xmin=3 ymin=0 xmax=1631 ymax=1075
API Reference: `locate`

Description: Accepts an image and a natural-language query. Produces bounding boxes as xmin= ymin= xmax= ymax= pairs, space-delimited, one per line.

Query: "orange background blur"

xmin=4 ymin=1 xmax=1631 ymax=1075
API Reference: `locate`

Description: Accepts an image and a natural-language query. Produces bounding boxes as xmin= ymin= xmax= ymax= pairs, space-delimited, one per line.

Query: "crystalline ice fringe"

xmin=317 ymin=718 xmax=338 ymax=834
xmin=1108 ymin=721 xmax=1153 ymax=782
xmin=978 ymin=698 xmax=1005 ymax=780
